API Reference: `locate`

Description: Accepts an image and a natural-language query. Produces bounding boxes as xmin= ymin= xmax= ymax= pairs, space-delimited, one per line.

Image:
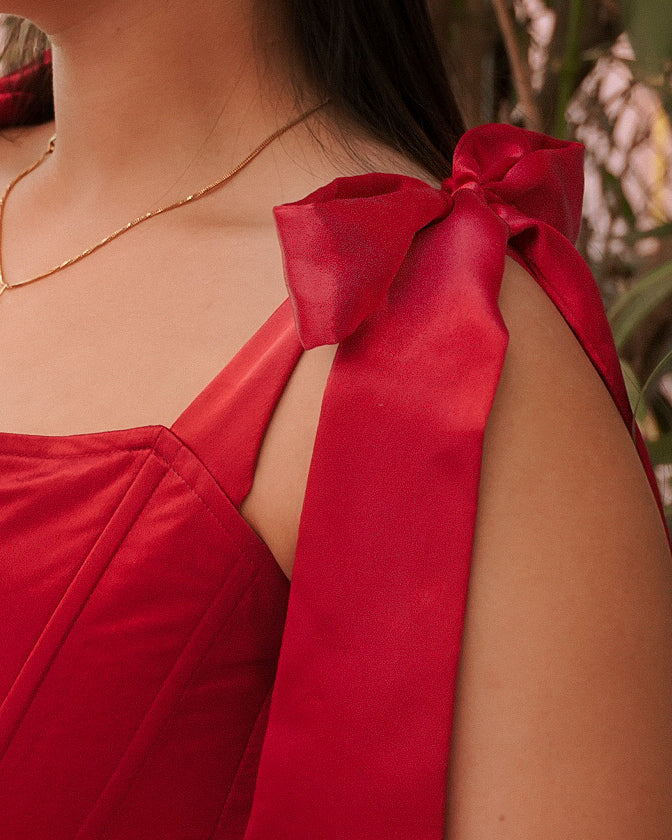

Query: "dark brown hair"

xmin=279 ymin=0 xmax=465 ymax=179
xmin=1 ymin=2 xmax=465 ymax=178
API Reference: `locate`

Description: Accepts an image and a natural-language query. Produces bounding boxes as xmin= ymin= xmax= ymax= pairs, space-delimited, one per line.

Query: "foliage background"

xmin=427 ymin=0 xmax=672 ymax=523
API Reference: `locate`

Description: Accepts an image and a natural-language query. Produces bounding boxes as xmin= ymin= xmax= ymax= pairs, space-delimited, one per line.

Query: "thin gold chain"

xmin=0 ymin=101 xmax=327 ymax=296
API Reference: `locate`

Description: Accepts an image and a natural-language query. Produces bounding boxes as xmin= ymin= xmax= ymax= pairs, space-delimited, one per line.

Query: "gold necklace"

xmin=0 ymin=101 xmax=326 ymax=296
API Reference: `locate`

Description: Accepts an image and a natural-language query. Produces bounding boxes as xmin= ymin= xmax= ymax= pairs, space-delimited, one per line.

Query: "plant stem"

xmin=554 ymin=0 xmax=583 ymax=138
xmin=490 ymin=0 xmax=543 ymax=132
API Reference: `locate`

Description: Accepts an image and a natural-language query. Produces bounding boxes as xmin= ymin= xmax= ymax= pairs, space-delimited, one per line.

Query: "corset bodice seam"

xmin=0 ymin=443 xmax=156 ymax=461
xmin=74 ymin=559 xmax=273 ymax=840
xmin=149 ymin=435 xmax=274 ymax=567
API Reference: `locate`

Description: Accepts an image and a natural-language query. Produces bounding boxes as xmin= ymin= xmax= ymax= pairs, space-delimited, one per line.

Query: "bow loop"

xmin=274 ymin=174 xmax=450 ymax=349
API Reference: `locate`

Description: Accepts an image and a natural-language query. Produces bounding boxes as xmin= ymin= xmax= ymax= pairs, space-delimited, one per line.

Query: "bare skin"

xmin=446 ymin=258 xmax=672 ymax=838
xmin=0 ymin=3 xmax=671 ymax=837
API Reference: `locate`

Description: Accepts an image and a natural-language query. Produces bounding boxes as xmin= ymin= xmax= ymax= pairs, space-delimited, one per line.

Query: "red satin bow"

xmin=275 ymin=123 xmax=584 ymax=350
xmin=245 ymin=124 xmax=657 ymax=840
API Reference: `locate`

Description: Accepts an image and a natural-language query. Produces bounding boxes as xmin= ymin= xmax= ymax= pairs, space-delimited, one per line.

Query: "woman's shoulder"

xmin=446 ymin=249 xmax=672 ymax=840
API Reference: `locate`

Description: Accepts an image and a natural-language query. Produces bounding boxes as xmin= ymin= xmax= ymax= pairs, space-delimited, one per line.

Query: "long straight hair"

xmin=1 ymin=2 xmax=465 ymax=179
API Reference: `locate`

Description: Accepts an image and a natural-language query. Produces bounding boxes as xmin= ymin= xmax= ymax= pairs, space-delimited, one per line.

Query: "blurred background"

xmin=2 ymin=2 xmax=672 ymax=522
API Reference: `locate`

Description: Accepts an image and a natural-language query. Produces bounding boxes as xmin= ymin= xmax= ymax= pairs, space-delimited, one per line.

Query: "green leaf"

xmin=644 ymin=433 xmax=672 ymax=464
xmin=619 ymin=359 xmax=648 ymax=423
xmin=620 ymin=0 xmax=672 ymax=80
xmin=553 ymin=0 xmax=584 ymax=138
xmin=607 ymin=259 xmax=672 ymax=349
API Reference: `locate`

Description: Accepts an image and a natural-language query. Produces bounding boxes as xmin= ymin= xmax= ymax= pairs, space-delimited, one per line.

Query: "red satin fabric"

xmin=0 ymin=74 xmax=664 ymax=838
xmin=0 ymin=52 xmax=52 ymax=125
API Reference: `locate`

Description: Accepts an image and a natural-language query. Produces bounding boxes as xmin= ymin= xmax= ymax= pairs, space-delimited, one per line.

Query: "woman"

xmin=0 ymin=2 xmax=670 ymax=838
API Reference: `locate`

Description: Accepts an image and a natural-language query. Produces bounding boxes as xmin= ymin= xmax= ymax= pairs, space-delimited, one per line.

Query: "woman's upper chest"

xmin=0 ymin=127 xmax=337 ymax=575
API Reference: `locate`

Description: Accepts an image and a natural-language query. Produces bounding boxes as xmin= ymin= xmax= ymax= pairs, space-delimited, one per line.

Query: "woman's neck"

xmin=30 ymin=0 xmax=308 ymax=205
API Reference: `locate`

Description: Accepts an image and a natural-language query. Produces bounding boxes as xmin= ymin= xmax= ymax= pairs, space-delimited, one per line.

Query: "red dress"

xmin=0 ymin=78 xmax=664 ymax=839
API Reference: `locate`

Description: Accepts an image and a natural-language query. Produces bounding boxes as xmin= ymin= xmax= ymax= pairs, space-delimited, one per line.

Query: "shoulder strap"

xmin=172 ymin=300 xmax=302 ymax=507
